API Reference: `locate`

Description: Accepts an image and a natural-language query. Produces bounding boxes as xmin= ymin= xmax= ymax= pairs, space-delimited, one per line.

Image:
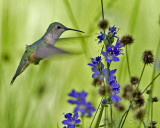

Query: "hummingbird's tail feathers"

xmin=35 ymin=44 xmax=68 ymax=59
xmin=10 ymin=61 xmax=30 ymax=85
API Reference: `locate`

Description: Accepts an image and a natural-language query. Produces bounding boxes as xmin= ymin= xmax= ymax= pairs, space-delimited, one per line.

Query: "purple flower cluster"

xmin=62 ymin=112 xmax=81 ymax=128
xmin=88 ymin=56 xmax=107 ymax=79
xmin=68 ymin=90 xmax=96 ymax=117
xmin=97 ymin=31 xmax=106 ymax=43
xmin=97 ymin=25 xmax=118 ymax=43
xmin=88 ymin=25 xmax=122 ymax=103
xmin=106 ymin=69 xmax=121 ymax=102
xmin=108 ymin=25 xmax=118 ymax=38
xmin=102 ymin=39 xmax=123 ymax=63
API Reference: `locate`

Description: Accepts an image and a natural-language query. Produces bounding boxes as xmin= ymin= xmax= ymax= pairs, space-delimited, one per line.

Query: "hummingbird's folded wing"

xmin=35 ymin=44 xmax=68 ymax=59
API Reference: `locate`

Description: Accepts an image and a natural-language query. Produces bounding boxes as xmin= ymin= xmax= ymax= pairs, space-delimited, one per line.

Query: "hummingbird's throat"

xmin=44 ymin=32 xmax=60 ymax=45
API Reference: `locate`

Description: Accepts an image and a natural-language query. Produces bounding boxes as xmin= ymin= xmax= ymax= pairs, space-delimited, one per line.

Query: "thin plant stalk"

xmin=125 ymin=45 xmax=131 ymax=78
xmin=104 ymin=106 xmax=107 ymax=128
xmin=137 ymin=64 xmax=146 ymax=88
xmin=120 ymin=103 xmax=132 ymax=128
xmin=95 ymin=105 xmax=104 ymax=128
xmin=142 ymin=72 xmax=160 ymax=94
xmin=110 ymin=103 xmax=113 ymax=128
xmin=118 ymin=110 xmax=128 ymax=128
xmin=89 ymin=98 xmax=103 ymax=128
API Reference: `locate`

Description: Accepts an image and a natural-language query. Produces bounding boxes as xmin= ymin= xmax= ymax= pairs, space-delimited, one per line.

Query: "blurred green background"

xmin=0 ymin=0 xmax=160 ymax=127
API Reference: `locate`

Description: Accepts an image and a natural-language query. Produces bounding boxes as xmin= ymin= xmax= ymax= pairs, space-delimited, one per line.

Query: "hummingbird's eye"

xmin=57 ymin=26 xmax=61 ymax=29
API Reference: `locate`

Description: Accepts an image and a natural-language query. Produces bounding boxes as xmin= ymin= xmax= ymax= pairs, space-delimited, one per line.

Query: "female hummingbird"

xmin=10 ymin=22 xmax=84 ymax=85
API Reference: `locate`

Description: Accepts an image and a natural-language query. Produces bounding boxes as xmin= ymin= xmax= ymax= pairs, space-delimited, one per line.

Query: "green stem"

xmin=120 ymin=103 xmax=132 ymax=128
xmin=110 ymin=103 xmax=113 ymax=128
xmin=104 ymin=106 xmax=107 ymax=128
xmin=137 ymin=64 xmax=146 ymax=88
xmin=125 ymin=45 xmax=131 ymax=78
xmin=142 ymin=72 xmax=160 ymax=94
xmin=89 ymin=98 xmax=103 ymax=128
xmin=95 ymin=105 xmax=104 ymax=128
xmin=81 ymin=116 xmax=84 ymax=128
xmin=118 ymin=110 xmax=128 ymax=128
xmin=151 ymin=100 xmax=153 ymax=128
xmin=101 ymin=0 xmax=105 ymax=21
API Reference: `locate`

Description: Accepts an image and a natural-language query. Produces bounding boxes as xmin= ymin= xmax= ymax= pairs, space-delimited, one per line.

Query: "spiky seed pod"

xmin=134 ymin=96 xmax=145 ymax=107
xmin=148 ymin=120 xmax=157 ymax=128
xmin=152 ymin=97 xmax=159 ymax=102
xmin=122 ymin=85 xmax=134 ymax=100
xmin=146 ymin=89 xmax=151 ymax=94
xmin=142 ymin=50 xmax=154 ymax=64
xmin=98 ymin=86 xmax=106 ymax=96
xmin=93 ymin=77 xmax=102 ymax=86
xmin=135 ymin=109 xmax=145 ymax=120
xmin=114 ymin=102 xmax=125 ymax=112
xmin=98 ymin=19 xmax=109 ymax=29
xmin=120 ymin=35 xmax=134 ymax=46
xmin=130 ymin=76 xmax=139 ymax=85
xmin=151 ymin=120 xmax=157 ymax=125
xmin=148 ymin=125 xmax=156 ymax=128
xmin=132 ymin=90 xmax=142 ymax=98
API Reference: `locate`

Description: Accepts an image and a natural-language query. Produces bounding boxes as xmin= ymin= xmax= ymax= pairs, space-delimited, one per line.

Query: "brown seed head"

xmin=98 ymin=86 xmax=106 ymax=96
xmin=146 ymin=89 xmax=151 ymax=94
xmin=120 ymin=35 xmax=134 ymax=46
xmin=135 ymin=109 xmax=145 ymax=120
xmin=152 ymin=97 xmax=159 ymax=102
xmin=98 ymin=19 xmax=109 ymax=29
xmin=93 ymin=77 xmax=102 ymax=86
xmin=142 ymin=50 xmax=154 ymax=64
xmin=114 ymin=102 xmax=125 ymax=112
xmin=130 ymin=76 xmax=139 ymax=85
xmin=123 ymin=85 xmax=135 ymax=100
xmin=134 ymin=96 xmax=145 ymax=107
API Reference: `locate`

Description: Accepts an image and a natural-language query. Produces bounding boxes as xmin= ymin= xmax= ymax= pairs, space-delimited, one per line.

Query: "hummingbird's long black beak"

xmin=66 ymin=28 xmax=85 ymax=33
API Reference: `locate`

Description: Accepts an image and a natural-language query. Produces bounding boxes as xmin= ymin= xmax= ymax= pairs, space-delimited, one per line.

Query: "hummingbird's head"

xmin=46 ymin=22 xmax=84 ymax=37
xmin=45 ymin=22 xmax=84 ymax=44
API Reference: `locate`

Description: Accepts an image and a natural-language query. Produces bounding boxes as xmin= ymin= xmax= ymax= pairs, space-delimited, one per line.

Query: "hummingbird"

xmin=10 ymin=22 xmax=84 ymax=85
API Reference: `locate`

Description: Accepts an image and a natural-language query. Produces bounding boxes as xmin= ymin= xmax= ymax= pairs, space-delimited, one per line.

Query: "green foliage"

xmin=0 ymin=0 xmax=160 ymax=127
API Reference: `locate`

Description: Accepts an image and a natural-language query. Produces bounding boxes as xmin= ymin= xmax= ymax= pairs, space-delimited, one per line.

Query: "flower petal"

xmin=113 ymin=57 xmax=119 ymax=62
xmin=75 ymin=119 xmax=81 ymax=124
xmin=62 ymin=120 xmax=69 ymax=125
xmin=65 ymin=113 xmax=72 ymax=119
xmin=73 ymin=112 xmax=79 ymax=119
xmin=101 ymin=51 xmax=107 ymax=57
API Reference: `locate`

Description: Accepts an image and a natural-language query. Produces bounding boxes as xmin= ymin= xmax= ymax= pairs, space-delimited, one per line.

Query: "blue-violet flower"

xmin=62 ymin=112 xmax=81 ymax=128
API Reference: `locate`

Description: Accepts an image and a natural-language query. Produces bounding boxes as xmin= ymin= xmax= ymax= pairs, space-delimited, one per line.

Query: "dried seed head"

xmin=120 ymin=35 xmax=134 ymax=46
xmin=98 ymin=19 xmax=109 ymax=29
xmin=151 ymin=120 xmax=157 ymax=126
xmin=114 ymin=102 xmax=125 ymax=112
xmin=152 ymin=97 xmax=159 ymax=102
xmin=146 ymin=89 xmax=151 ymax=94
xmin=142 ymin=50 xmax=154 ymax=64
xmin=132 ymin=90 xmax=142 ymax=98
xmin=123 ymin=85 xmax=134 ymax=100
xmin=124 ymin=85 xmax=134 ymax=92
xmin=135 ymin=109 xmax=145 ymax=120
xmin=148 ymin=120 xmax=157 ymax=128
xmin=130 ymin=76 xmax=139 ymax=85
xmin=134 ymin=96 xmax=145 ymax=107
xmin=98 ymin=86 xmax=106 ymax=96
xmin=93 ymin=77 xmax=102 ymax=86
